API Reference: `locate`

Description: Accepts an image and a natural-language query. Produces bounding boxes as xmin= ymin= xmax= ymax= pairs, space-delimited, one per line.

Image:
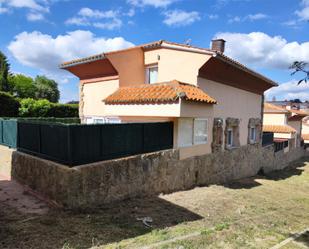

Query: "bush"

xmin=19 ymin=98 xmax=79 ymax=118
xmin=19 ymin=98 xmax=52 ymax=117
xmin=0 ymin=91 xmax=20 ymax=117
xmin=47 ymin=104 xmax=79 ymax=118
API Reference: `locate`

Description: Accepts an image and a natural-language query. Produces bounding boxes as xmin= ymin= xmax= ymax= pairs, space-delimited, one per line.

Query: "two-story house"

xmin=60 ymin=39 xmax=276 ymax=159
xmin=263 ymin=103 xmax=307 ymax=151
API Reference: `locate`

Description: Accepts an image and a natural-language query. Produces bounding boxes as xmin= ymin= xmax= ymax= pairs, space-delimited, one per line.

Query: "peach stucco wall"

xmin=82 ymin=79 xmax=119 ymax=118
xmin=198 ymin=78 xmax=262 ymax=146
xmin=263 ymin=113 xmax=287 ymax=125
xmin=106 ymin=47 xmax=145 ymax=86
xmin=144 ymin=48 xmax=211 ymax=84
xmin=103 ymin=99 xmax=214 ymax=119
xmin=302 ymin=122 xmax=309 ymax=134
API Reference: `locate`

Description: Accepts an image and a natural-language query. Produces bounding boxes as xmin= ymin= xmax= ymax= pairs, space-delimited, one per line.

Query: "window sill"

xmin=225 ymin=146 xmax=239 ymax=151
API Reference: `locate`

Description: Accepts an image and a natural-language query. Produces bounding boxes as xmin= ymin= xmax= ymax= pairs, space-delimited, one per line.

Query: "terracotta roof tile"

xmin=263 ymin=125 xmax=296 ymax=134
xmin=264 ymin=103 xmax=289 ymax=113
xmin=302 ymin=134 xmax=309 ymax=140
xmin=104 ymin=80 xmax=217 ymax=104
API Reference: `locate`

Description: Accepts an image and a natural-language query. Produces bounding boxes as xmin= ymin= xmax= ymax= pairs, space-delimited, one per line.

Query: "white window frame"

xmin=227 ymin=128 xmax=233 ymax=147
xmin=145 ymin=64 xmax=158 ymax=84
xmin=193 ymin=118 xmax=208 ymax=145
xmin=249 ymin=126 xmax=256 ymax=143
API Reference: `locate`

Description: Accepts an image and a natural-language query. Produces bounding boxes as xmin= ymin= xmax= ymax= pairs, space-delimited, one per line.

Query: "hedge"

xmin=46 ymin=104 xmax=79 ymax=118
xmin=0 ymin=91 xmax=20 ymax=117
xmin=18 ymin=98 xmax=79 ymax=118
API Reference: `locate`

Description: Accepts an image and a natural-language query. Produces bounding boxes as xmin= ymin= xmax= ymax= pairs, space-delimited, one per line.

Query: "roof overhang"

xmin=199 ymin=56 xmax=277 ymax=95
xmin=60 ymin=57 xmax=118 ymax=80
xmin=288 ymin=114 xmax=307 ymax=121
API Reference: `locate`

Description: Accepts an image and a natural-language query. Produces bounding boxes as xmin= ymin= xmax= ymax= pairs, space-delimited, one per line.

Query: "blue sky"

xmin=1 ymin=0 xmax=308 ymax=102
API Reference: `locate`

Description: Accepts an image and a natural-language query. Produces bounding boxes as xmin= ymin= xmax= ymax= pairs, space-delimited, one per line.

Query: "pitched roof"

xmin=263 ymin=125 xmax=296 ymax=134
xmin=59 ymin=40 xmax=277 ymax=87
xmin=302 ymin=134 xmax=309 ymax=140
xmin=289 ymin=109 xmax=308 ymax=116
xmin=264 ymin=103 xmax=289 ymax=113
xmin=104 ymin=80 xmax=217 ymax=105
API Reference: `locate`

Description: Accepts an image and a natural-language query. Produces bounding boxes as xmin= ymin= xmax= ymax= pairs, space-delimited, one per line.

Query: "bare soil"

xmin=0 ymin=147 xmax=309 ymax=249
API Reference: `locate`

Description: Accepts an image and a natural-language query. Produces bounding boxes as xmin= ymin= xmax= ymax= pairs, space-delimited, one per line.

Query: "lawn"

xmin=1 ymin=158 xmax=309 ymax=249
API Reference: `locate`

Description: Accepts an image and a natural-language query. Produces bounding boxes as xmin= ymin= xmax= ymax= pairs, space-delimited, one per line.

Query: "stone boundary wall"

xmin=12 ymin=145 xmax=308 ymax=209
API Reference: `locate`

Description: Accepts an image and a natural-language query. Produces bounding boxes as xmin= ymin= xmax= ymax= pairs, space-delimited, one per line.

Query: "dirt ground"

xmin=0 ymin=147 xmax=309 ymax=248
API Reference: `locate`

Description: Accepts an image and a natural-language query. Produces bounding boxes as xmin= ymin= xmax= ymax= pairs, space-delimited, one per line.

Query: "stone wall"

xmin=12 ymin=145 xmax=308 ymax=209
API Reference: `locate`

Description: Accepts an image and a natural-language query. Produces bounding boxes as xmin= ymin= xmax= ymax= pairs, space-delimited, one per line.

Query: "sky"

xmin=0 ymin=0 xmax=309 ymax=103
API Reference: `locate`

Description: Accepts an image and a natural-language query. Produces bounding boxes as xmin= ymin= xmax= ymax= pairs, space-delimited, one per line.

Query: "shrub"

xmin=19 ymin=98 xmax=79 ymax=118
xmin=47 ymin=104 xmax=79 ymax=118
xmin=0 ymin=91 xmax=20 ymax=117
xmin=19 ymin=98 xmax=52 ymax=117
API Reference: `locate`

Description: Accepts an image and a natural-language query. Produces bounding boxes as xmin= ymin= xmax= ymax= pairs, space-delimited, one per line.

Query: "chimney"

xmin=211 ymin=39 xmax=226 ymax=53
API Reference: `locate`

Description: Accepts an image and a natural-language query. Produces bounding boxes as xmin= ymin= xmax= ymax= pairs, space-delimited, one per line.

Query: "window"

xmin=227 ymin=129 xmax=233 ymax=147
xmin=249 ymin=127 xmax=256 ymax=143
xmin=178 ymin=118 xmax=193 ymax=147
xmin=145 ymin=65 xmax=158 ymax=84
xmin=178 ymin=118 xmax=208 ymax=147
xmin=194 ymin=118 xmax=208 ymax=144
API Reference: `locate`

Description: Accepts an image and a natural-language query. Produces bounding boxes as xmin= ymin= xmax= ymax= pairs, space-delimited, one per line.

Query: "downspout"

xmin=260 ymin=94 xmax=265 ymax=146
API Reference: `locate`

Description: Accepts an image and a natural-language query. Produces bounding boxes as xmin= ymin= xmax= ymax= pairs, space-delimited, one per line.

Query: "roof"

xmin=104 ymin=80 xmax=217 ymax=105
xmin=263 ymin=125 xmax=296 ymax=134
xmin=59 ymin=40 xmax=277 ymax=87
xmin=264 ymin=103 xmax=289 ymax=113
xmin=302 ymin=134 xmax=309 ymax=140
xmin=289 ymin=109 xmax=308 ymax=116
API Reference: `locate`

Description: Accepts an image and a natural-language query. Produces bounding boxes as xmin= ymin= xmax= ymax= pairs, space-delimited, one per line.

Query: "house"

xmin=302 ymin=117 xmax=309 ymax=145
xmin=60 ymin=39 xmax=276 ymax=159
xmin=263 ymin=103 xmax=307 ymax=151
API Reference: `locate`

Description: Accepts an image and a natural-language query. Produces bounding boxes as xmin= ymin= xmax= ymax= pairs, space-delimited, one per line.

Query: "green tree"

xmin=34 ymin=75 xmax=60 ymax=103
xmin=0 ymin=51 xmax=10 ymax=92
xmin=8 ymin=74 xmax=36 ymax=98
xmin=290 ymin=61 xmax=309 ymax=84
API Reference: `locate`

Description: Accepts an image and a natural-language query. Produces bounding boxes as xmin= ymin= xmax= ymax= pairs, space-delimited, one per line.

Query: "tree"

xmin=34 ymin=75 xmax=60 ymax=103
xmin=290 ymin=61 xmax=309 ymax=84
xmin=8 ymin=74 xmax=36 ymax=99
xmin=0 ymin=51 xmax=10 ymax=92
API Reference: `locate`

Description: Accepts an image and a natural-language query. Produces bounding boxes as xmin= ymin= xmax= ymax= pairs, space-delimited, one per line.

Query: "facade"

xmin=60 ymin=40 xmax=276 ymax=158
xmin=263 ymin=103 xmax=307 ymax=151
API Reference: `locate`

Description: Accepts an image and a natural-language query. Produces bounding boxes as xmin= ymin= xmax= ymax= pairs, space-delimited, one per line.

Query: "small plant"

xmin=215 ymin=222 xmax=230 ymax=231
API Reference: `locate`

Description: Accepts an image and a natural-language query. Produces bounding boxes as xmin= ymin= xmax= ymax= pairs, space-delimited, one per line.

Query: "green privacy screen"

xmin=0 ymin=118 xmax=17 ymax=148
xmin=17 ymin=121 xmax=174 ymax=167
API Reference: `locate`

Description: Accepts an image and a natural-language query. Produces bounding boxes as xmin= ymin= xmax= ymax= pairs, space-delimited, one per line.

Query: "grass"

xmin=1 ymin=158 xmax=309 ymax=249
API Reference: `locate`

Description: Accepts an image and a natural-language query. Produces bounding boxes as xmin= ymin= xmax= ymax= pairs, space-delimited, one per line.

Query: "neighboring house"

xmin=60 ymin=39 xmax=276 ymax=158
xmin=263 ymin=103 xmax=307 ymax=151
xmin=302 ymin=117 xmax=309 ymax=144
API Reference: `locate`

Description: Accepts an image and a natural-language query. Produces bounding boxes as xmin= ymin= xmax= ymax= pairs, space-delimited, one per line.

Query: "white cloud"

xmin=66 ymin=7 xmax=122 ymax=30
xmin=0 ymin=0 xmax=49 ymax=21
xmin=0 ymin=7 xmax=8 ymax=13
xmin=296 ymin=6 xmax=309 ymax=20
xmin=27 ymin=12 xmax=44 ymax=21
xmin=247 ymin=13 xmax=268 ymax=20
xmin=4 ymin=0 xmax=48 ymax=12
xmin=293 ymin=0 xmax=309 ymax=22
xmin=215 ymin=32 xmax=309 ymax=69
xmin=228 ymin=13 xmax=268 ymax=23
xmin=163 ymin=9 xmax=200 ymax=26
xmin=8 ymin=30 xmax=134 ymax=82
xmin=127 ymin=0 xmax=177 ymax=8
xmin=265 ymin=80 xmax=309 ymax=101
xmin=78 ymin=8 xmax=118 ymax=19
xmin=207 ymin=14 xmax=219 ymax=20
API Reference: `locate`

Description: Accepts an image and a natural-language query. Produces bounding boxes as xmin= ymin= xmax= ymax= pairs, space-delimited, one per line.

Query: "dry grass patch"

xmin=1 ymin=158 xmax=309 ymax=249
